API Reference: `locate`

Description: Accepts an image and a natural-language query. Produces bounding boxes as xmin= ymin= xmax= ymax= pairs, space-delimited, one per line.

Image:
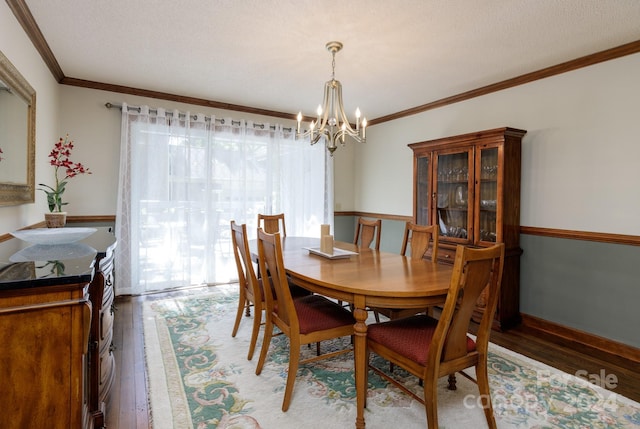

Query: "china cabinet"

xmin=409 ymin=127 xmax=526 ymax=330
xmin=0 ymin=227 xmax=116 ymax=429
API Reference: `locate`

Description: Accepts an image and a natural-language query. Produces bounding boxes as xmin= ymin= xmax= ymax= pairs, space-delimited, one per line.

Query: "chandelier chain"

xmin=331 ymin=52 xmax=336 ymax=81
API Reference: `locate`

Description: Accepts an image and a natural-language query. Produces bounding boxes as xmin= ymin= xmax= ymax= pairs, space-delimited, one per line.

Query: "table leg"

xmin=353 ymin=297 xmax=368 ymax=429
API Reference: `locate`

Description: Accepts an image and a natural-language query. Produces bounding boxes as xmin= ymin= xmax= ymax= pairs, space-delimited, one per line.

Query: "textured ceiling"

xmin=23 ymin=0 xmax=640 ymax=121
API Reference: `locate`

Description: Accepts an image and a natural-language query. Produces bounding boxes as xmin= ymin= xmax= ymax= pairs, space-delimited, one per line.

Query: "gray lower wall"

xmin=335 ymin=215 xmax=639 ymax=349
xmin=520 ymin=234 xmax=639 ymax=348
xmin=334 ymin=216 xmax=407 ymax=254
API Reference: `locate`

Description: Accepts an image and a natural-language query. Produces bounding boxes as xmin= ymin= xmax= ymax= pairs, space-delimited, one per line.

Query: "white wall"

xmin=358 ymin=53 xmax=640 ymax=236
xmin=1 ymin=1 xmax=61 ymax=233
xmin=4 ymin=0 xmax=638 ymax=240
xmin=56 ymin=85 xmax=306 ymax=216
xmin=332 ymin=139 xmax=356 ymax=212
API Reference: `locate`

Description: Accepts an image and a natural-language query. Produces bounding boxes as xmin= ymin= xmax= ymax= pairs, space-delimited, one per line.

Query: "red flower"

xmin=38 ymin=134 xmax=92 ymax=212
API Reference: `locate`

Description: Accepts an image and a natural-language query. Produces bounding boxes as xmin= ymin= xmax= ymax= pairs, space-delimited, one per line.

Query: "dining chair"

xmin=353 ymin=217 xmax=381 ymax=250
xmin=401 ymin=222 xmax=439 ymax=262
xmin=372 ymin=222 xmax=439 ymax=322
xmin=367 ymin=243 xmax=505 ymax=429
xmin=341 ymin=217 xmax=383 ymax=310
xmin=255 ymin=228 xmax=355 ymax=412
xmin=230 ymin=221 xmax=267 ymax=360
xmin=257 ymin=212 xmax=312 ymax=298
xmin=257 ymin=213 xmax=287 ymax=236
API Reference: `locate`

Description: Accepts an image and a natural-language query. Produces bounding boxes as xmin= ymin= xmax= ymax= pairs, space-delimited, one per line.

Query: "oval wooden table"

xmin=270 ymin=237 xmax=454 ymax=429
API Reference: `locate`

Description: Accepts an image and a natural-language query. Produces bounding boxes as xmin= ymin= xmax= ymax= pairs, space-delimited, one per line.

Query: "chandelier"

xmin=296 ymin=41 xmax=366 ymax=155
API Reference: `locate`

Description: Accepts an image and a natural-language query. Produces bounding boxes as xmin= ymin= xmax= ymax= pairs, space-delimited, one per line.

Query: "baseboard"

xmin=521 ymin=313 xmax=640 ymax=366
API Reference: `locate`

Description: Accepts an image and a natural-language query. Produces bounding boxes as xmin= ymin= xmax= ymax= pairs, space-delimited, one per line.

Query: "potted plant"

xmin=38 ymin=134 xmax=91 ymax=227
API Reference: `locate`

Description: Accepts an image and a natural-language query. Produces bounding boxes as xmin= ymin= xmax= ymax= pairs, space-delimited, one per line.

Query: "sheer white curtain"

xmin=115 ymin=103 xmax=332 ymax=295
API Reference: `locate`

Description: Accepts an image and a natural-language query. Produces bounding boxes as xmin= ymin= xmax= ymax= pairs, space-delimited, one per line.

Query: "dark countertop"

xmin=0 ymin=227 xmax=117 ymax=290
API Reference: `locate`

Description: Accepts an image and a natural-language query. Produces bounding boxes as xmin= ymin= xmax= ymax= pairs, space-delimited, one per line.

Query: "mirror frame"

xmin=0 ymin=50 xmax=36 ymax=206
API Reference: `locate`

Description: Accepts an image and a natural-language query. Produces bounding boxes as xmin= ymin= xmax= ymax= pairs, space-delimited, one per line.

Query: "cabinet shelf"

xmin=437 ymin=180 xmax=470 ymax=185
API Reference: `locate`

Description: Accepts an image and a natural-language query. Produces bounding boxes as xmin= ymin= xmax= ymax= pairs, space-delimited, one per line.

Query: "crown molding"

xmin=8 ymin=1 xmax=640 ymax=124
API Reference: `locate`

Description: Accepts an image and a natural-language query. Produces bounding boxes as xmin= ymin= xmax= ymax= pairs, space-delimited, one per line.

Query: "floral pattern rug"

xmin=143 ymin=285 xmax=640 ymax=429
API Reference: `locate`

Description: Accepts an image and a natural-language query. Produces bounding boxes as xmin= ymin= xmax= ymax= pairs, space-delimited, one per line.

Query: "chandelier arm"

xmin=297 ymin=128 xmax=312 ymax=139
xmin=310 ymin=133 xmax=323 ymax=146
xmin=335 ymin=127 xmax=349 ymax=144
xmin=334 ymin=80 xmax=359 ymax=136
xmin=316 ymin=80 xmax=333 ymax=130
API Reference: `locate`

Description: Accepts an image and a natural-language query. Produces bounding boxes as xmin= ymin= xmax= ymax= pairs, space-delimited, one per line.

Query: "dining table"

xmin=257 ymin=236 xmax=454 ymax=429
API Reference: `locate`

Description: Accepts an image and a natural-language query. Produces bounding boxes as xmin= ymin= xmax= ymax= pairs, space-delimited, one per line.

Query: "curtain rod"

xmin=105 ymin=102 xmax=292 ymax=132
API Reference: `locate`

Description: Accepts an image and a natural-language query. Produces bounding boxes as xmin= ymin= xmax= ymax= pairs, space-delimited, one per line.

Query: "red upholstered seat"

xmin=294 ymin=295 xmax=355 ymax=334
xmin=367 ymin=314 xmax=476 ymax=366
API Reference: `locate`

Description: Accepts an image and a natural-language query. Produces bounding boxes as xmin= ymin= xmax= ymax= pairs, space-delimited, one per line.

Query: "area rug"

xmin=143 ymin=285 xmax=640 ymax=428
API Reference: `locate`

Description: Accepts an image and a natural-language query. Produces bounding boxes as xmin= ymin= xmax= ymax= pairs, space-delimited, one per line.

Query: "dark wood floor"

xmin=106 ymin=285 xmax=640 ymax=428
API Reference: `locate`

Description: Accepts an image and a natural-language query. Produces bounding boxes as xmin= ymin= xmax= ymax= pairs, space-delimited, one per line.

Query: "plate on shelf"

xmin=10 ymin=227 xmax=97 ymax=245
xmin=304 ymin=247 xmax=358 ymax=260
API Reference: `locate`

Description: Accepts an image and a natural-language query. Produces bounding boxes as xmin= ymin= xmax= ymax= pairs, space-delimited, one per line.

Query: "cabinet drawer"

xmin=426 ymin=244 xmax=457 ymax=264
xmin=435 ymin=246 xmax=456 ymax=263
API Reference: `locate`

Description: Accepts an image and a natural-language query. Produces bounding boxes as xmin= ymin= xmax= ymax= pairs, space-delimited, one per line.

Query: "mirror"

xmin=0 ymin=50 xmax=36 ymax=206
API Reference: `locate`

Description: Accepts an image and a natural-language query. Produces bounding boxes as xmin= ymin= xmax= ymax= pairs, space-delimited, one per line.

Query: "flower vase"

xmin=45 ymin=212 xmax=67 ymax=228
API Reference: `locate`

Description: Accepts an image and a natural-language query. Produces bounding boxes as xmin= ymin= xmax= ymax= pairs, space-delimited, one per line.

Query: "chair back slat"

xmin=231 ymin=221 xmax=259 ymax=300
xmin=353 ymin=217 xmax=382 ymax=250
xmin=429 ymin=244 xmax=505 ymax=365
xmin=257 ymin=228 xmax=297 ymax=329
xmin=400 ymin=222 xmax=439 ymax=262
xmin=258 ymin=213 xmax=287 ymax=236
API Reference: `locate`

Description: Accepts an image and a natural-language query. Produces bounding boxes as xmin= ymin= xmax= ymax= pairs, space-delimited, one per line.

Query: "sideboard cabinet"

xmin=0 ymin=227 xmax=117 ymax=429
xmin=409 ymin=127 xmax=526 ymax=330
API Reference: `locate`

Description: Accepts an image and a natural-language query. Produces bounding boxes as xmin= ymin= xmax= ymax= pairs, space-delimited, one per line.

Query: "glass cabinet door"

xmin=415 ymin=155 xmax=430 ymax=225
xmin=434 ymin=149 xmax=473 ymax=242
xmin=477 ymin=146 xmax=499 ymax=243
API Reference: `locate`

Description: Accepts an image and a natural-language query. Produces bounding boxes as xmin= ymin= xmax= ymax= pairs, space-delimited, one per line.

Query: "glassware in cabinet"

xmin=434 ymin=149 xmax=472 ymax=241
xmin=478 ymin=146 xmax=499 ymax=243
